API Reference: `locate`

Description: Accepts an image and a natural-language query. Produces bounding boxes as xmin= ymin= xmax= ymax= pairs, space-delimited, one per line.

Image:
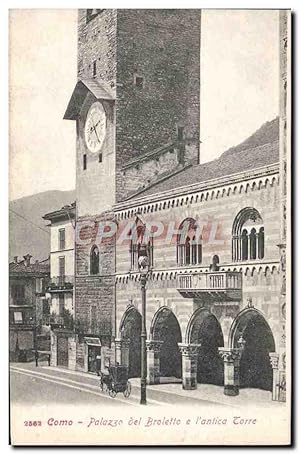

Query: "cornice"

xmin=115 ymin=260 xmax=280 ymax=283
xmin=114 ymin=163 xmax=279 ymax=219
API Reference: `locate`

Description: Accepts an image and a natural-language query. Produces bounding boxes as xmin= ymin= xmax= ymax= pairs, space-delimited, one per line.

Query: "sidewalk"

xmin=10 ymin=361 xmax=285 ymax=408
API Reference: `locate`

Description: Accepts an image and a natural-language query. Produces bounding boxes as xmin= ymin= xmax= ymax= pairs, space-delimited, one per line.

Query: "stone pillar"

xmin=219 ymin=348 xmax=242 ymax=396
xmin=178 ymin=343 xmax=200 ymax=390
xmin=68 ymin=335 xmax=77 ymax=371
xmin=83 ymin=341 xmax=88 ymax=372
xmin=50 ymin=331 xmax=57 ymax=367
xmin=269 ymin=352 xmax=280 ymax=401
xmin=115 ymin=338 xmax=122 ymax=364
xmin=115 ymin=338 xmax=130 ymax=367
xmin=146 ymin=340 xmax=163 ymax=385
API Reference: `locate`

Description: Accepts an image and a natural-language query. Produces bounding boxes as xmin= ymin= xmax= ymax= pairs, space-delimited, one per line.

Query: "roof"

xmin=10 ymin=257 xmax=50 ymax=276
xmin=128 ymin=139 xmax=279 ymax=200
xmin=43 ymin=202 xmax=76 ymax=222
xmin=64 ymin=79 xmax=115 ymax=120
xmin=122 ymin=142 xmax=175 ymax=170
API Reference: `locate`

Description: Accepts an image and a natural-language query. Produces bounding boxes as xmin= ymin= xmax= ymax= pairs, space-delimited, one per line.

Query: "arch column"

xmin=269 ymin=352 xmax=280 ymax=401
xmin=115 ymin=338 xmax=130 ymax=367
xmin=146 ymin=340 xmax=163 ymax=384
xmin=178 ymin=343 xmax=201 ymax=390
xmin=218 ymin=347 xmax=243 ymax=396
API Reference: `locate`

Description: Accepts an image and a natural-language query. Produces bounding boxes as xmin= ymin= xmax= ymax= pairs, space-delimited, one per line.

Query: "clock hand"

xmin=93 ymin=119 xmax=102 ymax=129
xmin=92 ymin=123 xmax=101 ymax=144
xmin=89 ymin=119 xmax=99 ymax=141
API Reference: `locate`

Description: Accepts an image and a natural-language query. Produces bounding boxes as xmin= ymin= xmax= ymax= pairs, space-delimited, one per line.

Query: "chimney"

xmin=14 ymin=256 xmax=18 ymax=263
xmin=23 ymin=254 xmax=32 ymax=267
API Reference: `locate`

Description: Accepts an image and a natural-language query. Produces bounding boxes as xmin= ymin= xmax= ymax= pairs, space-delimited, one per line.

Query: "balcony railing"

xmin=42 ymin=314 xmax=65 ymax=326
xmin=177 ymin=271 xmax=242 ymax=302
xmin=48 ymin=275 xmax=74 ymax=290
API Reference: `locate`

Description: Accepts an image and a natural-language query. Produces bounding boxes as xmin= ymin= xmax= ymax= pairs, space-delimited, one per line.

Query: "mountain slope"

xmin=9 ymin=189 xmax=75 ymax=261
xmin=221 ymin=117 xmax=279 ymax=158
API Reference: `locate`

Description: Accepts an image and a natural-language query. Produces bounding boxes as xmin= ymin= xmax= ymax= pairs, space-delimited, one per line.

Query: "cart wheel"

xmin=109 ymin=388 xmax=117 ymax=398
xmin=123 ymin=381 xmax=131 ymax=398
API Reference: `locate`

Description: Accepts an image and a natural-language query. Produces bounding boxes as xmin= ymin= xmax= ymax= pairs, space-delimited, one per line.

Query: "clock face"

xmin=84 ymin=101 xmax=106 ymax=153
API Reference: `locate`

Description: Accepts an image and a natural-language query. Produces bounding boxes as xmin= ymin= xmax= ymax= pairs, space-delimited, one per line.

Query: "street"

xmin=10 ymin=363 xmax=226 ymax=408
xmin=10 ymin=365 xmax=137 ymax=407
xmin=10 ymin=363 xmax=280 ymax=408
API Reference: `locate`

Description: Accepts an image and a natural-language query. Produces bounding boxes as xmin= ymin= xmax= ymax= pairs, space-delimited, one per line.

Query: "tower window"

xmin=86 ymin=9 xmax=104 ymax=23
xmin=177 ymin=126 xmax=184 ymax=141
xmin=83 ymin=154 xmax=87 ymax=170
xmin=134 ymin=75 xmax=144 ymax=88
xmin=93 ymin=60 xmax=97 ymax=77
xmin=90 ymin=245 xmax=100 ymax=275
xmin=99 ymin=153 xmax=103 ymax=163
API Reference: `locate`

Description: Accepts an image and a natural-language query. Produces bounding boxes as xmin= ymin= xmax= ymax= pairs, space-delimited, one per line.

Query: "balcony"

xmin=42 ymin=314 xmax=65 ymax=327
xmin=48 ymin=275 xmax=74 ymax=292
xmin=177 ymin=271 xmax=242 ymax=303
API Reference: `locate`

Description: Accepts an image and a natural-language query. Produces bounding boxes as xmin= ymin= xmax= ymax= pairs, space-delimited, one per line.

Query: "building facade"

xmin=63 ymin=9 xmax=289 ymax=401
xmin=43 ymin=203 xmax=75 ymax=323
xmin=43 ymin=203 xmax=76 ymax=369
xmin=114 ymin=134 xmax=283 ymax=398
xmin=9 ymin=255 xmax=50 ymax=362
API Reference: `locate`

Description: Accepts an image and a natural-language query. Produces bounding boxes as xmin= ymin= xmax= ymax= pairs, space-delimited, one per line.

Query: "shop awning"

xmin=84 ymin=337 xmax=102 ymax=347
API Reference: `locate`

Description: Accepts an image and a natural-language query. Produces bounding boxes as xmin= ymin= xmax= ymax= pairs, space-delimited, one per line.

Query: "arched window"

xmin=130 ymin=221 xmax=153 ymax=270
xmin=90 ymin=245 xmax=99 ymax=275
xmin=241 ymin=230 xmax=248 ymax=260
xmin=232 ymin=208 xmax=264 ymax=262
xmin=185 ymin=236 xmax=191 ymax=265
xmin=177 ymin=218 xmax=202 ymax=266
xmin=249 ymin=228 xmax=257 ymax=260
xmin=258 ymin=227 xmax=265 ymax=259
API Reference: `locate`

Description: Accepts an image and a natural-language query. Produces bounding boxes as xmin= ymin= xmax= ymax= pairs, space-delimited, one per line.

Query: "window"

xmin=59 ymin=257 xmax=65 ymax=285
xmin=249 ymin=228 xmax=257 ymax=260
xmin=93 ymin=60 xmax=97 ymax=77
xmin=83 ymin=154 xmax=87 ymax=170
xmin=11 ymin=284 xmax=25 ymax=302
xmin=134 ymin=75 xmax=144 ymax=88
xmin=35 ymin=278 xmax=44 ymax=294
xmin=59 ymin=228 xmax=66 ymax=250
xmin=90 ymin=245 xmax=100 ymax=275
xmin=99 ymin=152 xmax=103 ymax=163
xmin=58 ymin=294 xmax=64 ymax=316
xmin=14 ymin=311 xmax=23 ymax=324
xmin=241 ymin=230 xmax=248 ymax=261
xmin=177 ymin=126 xmax=184 ymax=141
xmin=177 ymin=218 xmax=202 ymax=266
xmin=130 ymin=221 xmax=154 ymax=270
xmin=232 ymin=208 xmax=264 ymax=262
xmin=258 ymin=227 xmax=265 ymax=259
xmin=86 ymin=9 xmax=104 ymax=23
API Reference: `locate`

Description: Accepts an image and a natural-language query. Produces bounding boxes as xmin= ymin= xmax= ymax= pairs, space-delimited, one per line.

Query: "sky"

xmin=9 ymin=9 xmax=279 ymax=201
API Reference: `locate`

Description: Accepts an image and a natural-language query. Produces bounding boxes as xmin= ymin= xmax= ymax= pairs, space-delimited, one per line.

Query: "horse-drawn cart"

xmin=100 ymin=365 xmax=131 ymax=398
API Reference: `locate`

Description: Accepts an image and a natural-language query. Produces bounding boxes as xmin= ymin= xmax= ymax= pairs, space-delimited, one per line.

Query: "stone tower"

xmin=63 ymin=9 xmax=201 ymax=367
xmin=65 ymin=9 xmax=201 ymax=214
